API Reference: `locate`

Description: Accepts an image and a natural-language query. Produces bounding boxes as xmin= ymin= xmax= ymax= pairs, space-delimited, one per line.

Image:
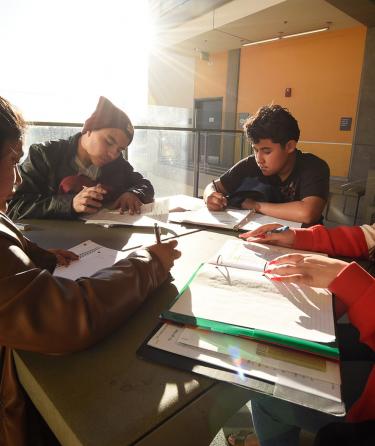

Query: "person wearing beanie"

xmin=7 ymin=96 xmax=154 ymax=220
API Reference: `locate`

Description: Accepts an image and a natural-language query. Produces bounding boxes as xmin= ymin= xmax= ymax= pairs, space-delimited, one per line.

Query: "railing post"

xmin=193 ymin=130 xmax=201 ymax=197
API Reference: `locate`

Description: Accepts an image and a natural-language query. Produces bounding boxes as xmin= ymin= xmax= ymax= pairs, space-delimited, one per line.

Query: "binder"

xmin=160 ymin=240 xmax=339 ymax=359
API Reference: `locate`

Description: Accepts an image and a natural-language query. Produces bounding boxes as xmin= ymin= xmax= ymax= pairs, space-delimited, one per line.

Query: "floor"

xmin=209 ymin=180 xmax=362 ymax=446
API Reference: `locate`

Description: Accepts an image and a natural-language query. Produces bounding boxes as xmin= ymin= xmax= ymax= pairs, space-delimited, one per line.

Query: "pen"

xmin=154 ymin=222 xmax=161 ymax=244
xmin=266 ymin=225 xmax=290 ymax=235
xmin=212 ymin=180 xmax=218 ymax=192
xmin=233 ymin=208 xmax=256 ymax=231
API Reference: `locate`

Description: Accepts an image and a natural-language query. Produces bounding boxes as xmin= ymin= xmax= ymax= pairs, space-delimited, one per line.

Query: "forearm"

xmin=254 ymin=200 xmax=319 ymax=225
xmin=0 ymin=249 xmax=166 ymax=354
xmin=7 ymin=193 xmax=76 ymax=220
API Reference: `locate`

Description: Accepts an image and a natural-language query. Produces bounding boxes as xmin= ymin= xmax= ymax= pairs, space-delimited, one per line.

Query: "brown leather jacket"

xmin=0 ymin=212 xmax=167 ymax=446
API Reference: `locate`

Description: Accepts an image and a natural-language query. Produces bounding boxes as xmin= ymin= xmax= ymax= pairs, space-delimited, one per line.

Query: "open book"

xmin=53 ymin=240 xmax=128 ymax=280
xmin=83 ymin=198 xmax=171 ymax=227
xmin=161 ymin=240 xmax=338 ymax=359
xmin=168 ymin=208 xmax=301 ymax=231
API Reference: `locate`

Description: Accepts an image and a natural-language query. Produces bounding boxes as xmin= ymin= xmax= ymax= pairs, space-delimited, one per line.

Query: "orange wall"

xmin=194 ymin=51 xmax=228 ymax=101
xmin=194 ymin=26 xmax=367 ymax=177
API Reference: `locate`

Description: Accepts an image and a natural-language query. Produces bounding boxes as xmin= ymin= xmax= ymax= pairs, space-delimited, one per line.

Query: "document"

xmin=168 ymin=208 xmax=301 ymax=231
xmin=53 ymin=240 xmax=128 ymax=280
xmin=83 ymin=197 xmax=171 ymax=227
xmin=147 ymin=323 xmax=342 ymax=402
xmin=161 ymin=240 xmax=338 ymax=358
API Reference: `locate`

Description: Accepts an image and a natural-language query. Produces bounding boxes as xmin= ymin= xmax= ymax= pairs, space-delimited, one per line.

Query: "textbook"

xmin=168 ymin=208 xmax=301 ymax=231
xmin=161 ymin=239 xmax=338 ymax=359
xmin=53 ymin=240 xmax=128 ymax=280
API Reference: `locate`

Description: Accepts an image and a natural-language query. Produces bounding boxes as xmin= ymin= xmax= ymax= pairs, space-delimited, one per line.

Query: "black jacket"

xmin=8 ymin=133 xmax=154 ymax=220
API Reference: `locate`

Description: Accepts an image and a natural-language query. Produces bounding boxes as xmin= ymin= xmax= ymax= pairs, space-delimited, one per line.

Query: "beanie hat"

xmin=82 ymin=96 xmax=134 ymax=144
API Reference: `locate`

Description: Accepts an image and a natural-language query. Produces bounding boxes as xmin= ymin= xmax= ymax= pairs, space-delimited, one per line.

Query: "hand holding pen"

xmin=149 ymin=223 xmax=181 ymax=273
xmin=206 ymin=180 xmax=228 ymax=211
xmin=239 ymin=223 xmax=295 ymax=248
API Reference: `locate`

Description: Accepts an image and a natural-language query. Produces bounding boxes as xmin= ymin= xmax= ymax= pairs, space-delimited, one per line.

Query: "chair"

xmin=325 ymin=179 xmax=366 ymax=225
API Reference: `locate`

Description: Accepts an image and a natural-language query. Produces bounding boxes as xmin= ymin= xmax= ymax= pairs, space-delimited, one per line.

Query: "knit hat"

xmin=82 ymin=96 xmax=134 ymax=144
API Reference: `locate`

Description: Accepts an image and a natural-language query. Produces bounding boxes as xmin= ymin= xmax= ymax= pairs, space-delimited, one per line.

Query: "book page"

xmin=169 ymin=263 xmax=335 ymax=343
xmin=210 ymin=240 xmax=326 ymax=272
xmin=83 ymin=197 xmax=170 ymax=227
xmin=53 ymin=240 xmax=128 ymax=280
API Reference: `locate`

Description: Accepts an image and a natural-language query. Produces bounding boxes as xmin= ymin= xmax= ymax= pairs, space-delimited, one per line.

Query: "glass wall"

xmin=25 ymin=125 xmax=248 ymax=198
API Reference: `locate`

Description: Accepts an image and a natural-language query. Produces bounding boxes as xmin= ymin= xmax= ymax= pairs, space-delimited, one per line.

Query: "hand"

xmin=148 ymin=240 xmax=181 ymax=273
xmin=72 ymin=184 xmax=107 ymax=214
xmin=113 ymin=192 xmax=142 ymax=214
xmin=264 ymin=253 xmax=348 ymax=288
xmin=240 ymin=223 xmax=295 ymax=248
xmin=48 ymin=249 xmax=79 ymax=266
xmin=206 ymin=192 xmax=227 ymax=211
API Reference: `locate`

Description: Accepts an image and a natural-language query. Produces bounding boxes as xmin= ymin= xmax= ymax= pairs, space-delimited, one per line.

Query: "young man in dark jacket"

xmin=8 ymin=96 xmax=154 ymax=220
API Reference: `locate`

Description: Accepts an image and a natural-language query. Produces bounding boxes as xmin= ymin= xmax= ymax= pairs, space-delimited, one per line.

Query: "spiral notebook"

xmin=53 ymin=240 xmax=128 ymax=280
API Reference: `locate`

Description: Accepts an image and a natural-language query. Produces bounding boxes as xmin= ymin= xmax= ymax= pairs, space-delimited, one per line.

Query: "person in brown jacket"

xmin=0 ymin=96 xmax=181 ymax=446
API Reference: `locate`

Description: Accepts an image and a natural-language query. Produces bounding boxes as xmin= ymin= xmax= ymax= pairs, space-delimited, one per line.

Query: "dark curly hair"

xmin=244 ymin=104 xmax=300 ymax=146
xmin=0 ymin=96 xmax=26 ymax=158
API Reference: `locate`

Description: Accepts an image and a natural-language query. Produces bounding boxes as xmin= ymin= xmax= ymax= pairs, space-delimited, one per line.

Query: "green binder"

xmin=161 ymin=263 xmax=339 ymax=359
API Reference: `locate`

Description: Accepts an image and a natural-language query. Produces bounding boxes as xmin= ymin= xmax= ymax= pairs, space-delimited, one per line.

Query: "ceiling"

xmin=156 ymin=0 xmax=374 ymax=56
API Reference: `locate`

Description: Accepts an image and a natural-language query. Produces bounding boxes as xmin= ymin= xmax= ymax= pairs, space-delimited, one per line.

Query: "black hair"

xmin=244 ymin=104 xmax=300 ymax=146
xmin=0 ymin=96 xmax=26 ymax=157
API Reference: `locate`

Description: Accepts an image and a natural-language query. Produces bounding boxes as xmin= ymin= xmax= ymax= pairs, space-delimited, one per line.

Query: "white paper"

xmin=168 ymin=208 xmax=301 ymax=231
xmin=210 ymin=240 xmax=326 ymax=272
xmin=53 ymin=240 xmax=128 ymax=280
xmin=169 ymin=263 xmax=335 ymax=343
xmin=83 ymin=197 xmax=170 ymax=227
xmin=178 ymin=327 xmax=340 ymax=384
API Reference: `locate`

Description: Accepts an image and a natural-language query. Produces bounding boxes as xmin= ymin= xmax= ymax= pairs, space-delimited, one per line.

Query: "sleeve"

xmin=102 ymin=159 xmax=155 ymax=204
xmin=329 ymin=262 xmax=375 ymax=351
xmin=220 ymin=157 xmax=259 ymax=193
xmin=121 ymin=164 xmax=155 ymax=203
xmin=299 ymin=156 xmax=330 ymax=200
xmin=0 ymin=236 xmax=167 ymax=354
xmin=7 ymin=144 xmax=76 ymax=220
xmin=293 ymin=225 xmax=369 ymax=259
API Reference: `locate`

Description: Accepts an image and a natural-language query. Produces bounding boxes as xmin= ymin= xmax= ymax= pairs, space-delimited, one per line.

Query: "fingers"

xmin=61 ymin=250 xmax=79 ymax=260
xmin=240 ymin=224 xmax=282 ymax=239
xmin=207 ymin=193 xmax=227 ymax=211
xmin=267 ymin=253 xmax=304 ymax=266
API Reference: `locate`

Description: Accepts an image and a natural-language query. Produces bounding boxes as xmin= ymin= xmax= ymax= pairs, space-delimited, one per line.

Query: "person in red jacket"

xmin=227 ymin=224 xmax=375 ymax=446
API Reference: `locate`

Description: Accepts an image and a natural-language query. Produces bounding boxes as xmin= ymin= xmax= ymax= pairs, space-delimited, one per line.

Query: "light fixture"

xmin=242 ymin=24 xmax=330 ymax=47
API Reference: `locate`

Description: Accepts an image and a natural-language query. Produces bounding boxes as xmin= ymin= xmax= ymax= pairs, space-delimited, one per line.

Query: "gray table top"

xmin=14 ymin=229 xmax=251 ymax=446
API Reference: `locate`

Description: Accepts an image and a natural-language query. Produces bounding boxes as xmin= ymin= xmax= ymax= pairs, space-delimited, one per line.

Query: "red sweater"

xmin=293 ymin=225 xmax=375 ymax=422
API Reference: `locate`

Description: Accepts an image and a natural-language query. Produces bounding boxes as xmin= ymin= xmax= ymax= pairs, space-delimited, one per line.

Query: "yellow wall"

xmin=194 ymin=26 xmax=367 ymax=177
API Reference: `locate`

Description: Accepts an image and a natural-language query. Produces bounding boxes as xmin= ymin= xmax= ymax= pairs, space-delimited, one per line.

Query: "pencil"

xmin=154 ymin=223 xmax=161 ymax=244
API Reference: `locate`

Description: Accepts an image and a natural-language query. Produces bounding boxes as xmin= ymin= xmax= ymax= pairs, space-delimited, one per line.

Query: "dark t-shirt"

xmin=220 ymin=149 xmax=330 ymax=203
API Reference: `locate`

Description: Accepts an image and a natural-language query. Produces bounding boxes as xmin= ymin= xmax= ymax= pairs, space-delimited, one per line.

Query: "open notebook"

xmin=168 ymin=208 xmax=301 ymax=231
xmin=161 ymin=239 xmax=338 ymax=359
xmin=83 ymin=198 xmax=171 ymax=227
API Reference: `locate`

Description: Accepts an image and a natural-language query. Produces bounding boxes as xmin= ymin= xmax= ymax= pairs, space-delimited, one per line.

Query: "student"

xmin=203 ymin=105 xmax=330 ymax=226
xmin=228 ymin=223 xmax=375 ymax=446
xmin=0 ymin=96 xmax=181 ymax=446
xmin=7 ymin=96 xmax=153 ymax=220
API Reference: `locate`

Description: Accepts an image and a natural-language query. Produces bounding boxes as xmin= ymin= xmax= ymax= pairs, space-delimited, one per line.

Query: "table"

xmin=14 ymin=227 xmax=253 ymax=446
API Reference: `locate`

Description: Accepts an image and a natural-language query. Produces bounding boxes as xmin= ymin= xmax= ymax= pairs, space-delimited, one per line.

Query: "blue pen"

xmin=267 ymin=225 xmax=289 ymax=234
